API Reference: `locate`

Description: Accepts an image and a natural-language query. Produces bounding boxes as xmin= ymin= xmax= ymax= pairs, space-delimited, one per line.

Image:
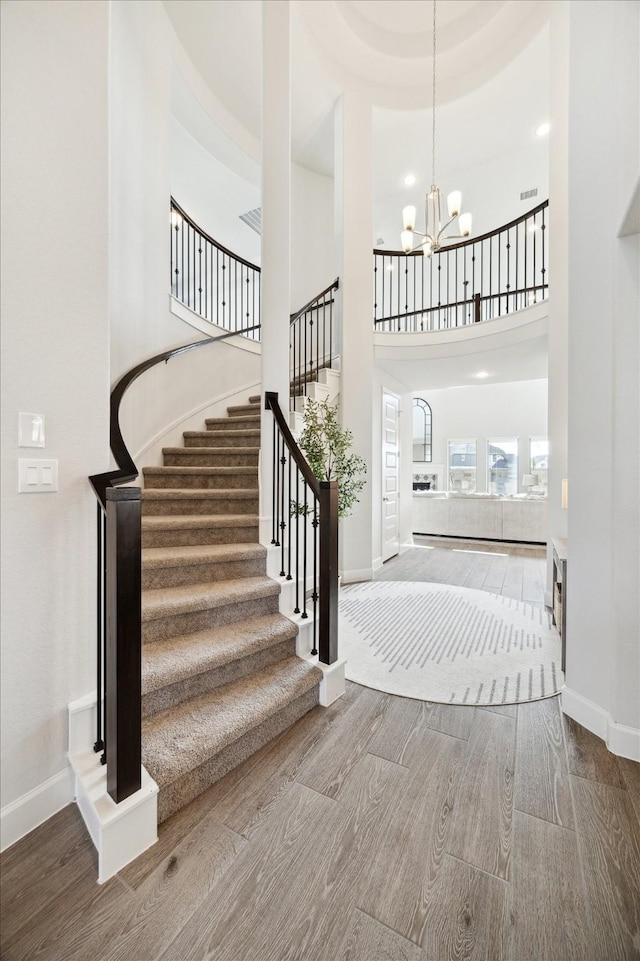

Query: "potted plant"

xmin=297 ymin=397 xmax=367 ymax=517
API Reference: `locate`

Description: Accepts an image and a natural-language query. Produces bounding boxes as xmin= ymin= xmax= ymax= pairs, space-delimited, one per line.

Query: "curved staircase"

xmin=139 ymin=395 xmax=322 ymax=822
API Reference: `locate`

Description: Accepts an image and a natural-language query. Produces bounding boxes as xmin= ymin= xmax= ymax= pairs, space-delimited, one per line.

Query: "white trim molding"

xmin=341 ymin=567 xmax=374 ymax=584
xmin=562 ymin=686 xmax=640 ymax=761
xmin=1 ymin=768 xmax=74 ymax=853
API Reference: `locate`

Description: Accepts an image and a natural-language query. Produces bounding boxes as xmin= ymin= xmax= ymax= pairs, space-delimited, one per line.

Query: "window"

xmin=528 ymin=437 xmax=549 ymax=494
xmin=487 ymin=438 xmax=518 ymax=495
xmin=448 ymin=440 xmax=476 ymax=492
xmin=412 ymin=398 xmax=432 ymax=462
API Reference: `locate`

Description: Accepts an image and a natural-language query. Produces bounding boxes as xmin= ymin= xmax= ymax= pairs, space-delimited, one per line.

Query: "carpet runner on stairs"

xmin=140 ymin=394 xmax=321 ymax=823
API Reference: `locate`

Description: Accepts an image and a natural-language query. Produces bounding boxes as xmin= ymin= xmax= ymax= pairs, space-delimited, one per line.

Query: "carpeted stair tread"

xmin=142 ymin=656 xmax=322 ymax=787
xmin=183 ymin=430 xmax=260 ymax=447
xmin=142 ymin=488 xmax=256 ymax=501
xmin=204 ymin=415 xmax=261 ymax=429
xmin=227 ymin=404 xmax=259 ymax=417
xmin=142 ymin=576 xmax=279 ymax=622
xmin=248 ymin=395 xmax=261 ymax=404
xmin=162 ymin=446 xmax=259 ymax=459
xmin=142 ymin=542 xmax=266 ymax=570
xmin=141 ymin=613 xmax=298 ymax=695
xmin=143 ymin=466 xmax=257 ymax=479
xmin=142 ymin=514 xmax=258 ymax=532
xmin=142 ymin=466 xmax=258 ymax=490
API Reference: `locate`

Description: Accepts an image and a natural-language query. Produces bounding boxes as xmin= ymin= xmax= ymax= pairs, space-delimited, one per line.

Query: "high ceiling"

xmin=162 ymin=0 xmax=552 ymax=390
xmin=162 ymin=0 xmax=550 ymax=178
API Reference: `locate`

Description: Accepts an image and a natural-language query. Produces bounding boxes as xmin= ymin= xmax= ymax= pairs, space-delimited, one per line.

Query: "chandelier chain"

xmin=432 ymin=0 xmax=436 ymax=187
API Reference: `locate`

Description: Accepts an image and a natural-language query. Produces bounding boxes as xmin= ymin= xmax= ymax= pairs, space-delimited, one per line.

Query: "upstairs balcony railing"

xmin=290 ymin=279 xmax=339 ymax=400
xmin=170 ymin=198 xmax=261 ymax=339
xmin=373 ymin=200 xmax=548 ymax=332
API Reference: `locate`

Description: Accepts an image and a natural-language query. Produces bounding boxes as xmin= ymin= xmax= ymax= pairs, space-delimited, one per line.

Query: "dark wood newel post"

xmin=319 ymin=481 xmax=338 ymax=665
xmin=105 ymin=487 xmax=142 ymax=803
xmin=474 ymin=292 xmax=481 ymax=323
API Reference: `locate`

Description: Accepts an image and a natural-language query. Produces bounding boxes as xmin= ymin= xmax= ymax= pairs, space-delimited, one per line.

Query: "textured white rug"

xmin=339 ymin=581 xmax=563 ymax=706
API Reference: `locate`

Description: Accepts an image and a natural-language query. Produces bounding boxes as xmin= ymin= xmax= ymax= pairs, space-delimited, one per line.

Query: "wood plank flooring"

xmin=2 ymin=541 xmax=639 ymax=960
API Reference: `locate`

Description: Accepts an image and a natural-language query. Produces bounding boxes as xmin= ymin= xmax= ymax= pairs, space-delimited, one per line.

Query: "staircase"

xmin=139 ymin=395 xmax=322 ymax=823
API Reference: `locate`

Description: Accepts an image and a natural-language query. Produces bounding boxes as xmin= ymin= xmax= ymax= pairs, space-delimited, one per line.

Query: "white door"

xmin=382 ymin=389 xmax=400 ymax=562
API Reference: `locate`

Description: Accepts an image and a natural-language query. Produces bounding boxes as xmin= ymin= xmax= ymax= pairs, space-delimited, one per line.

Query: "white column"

xmin=561 ymin=0 xmax=639 ymax=759
xmin=260 ymin=0 xmax=291 ymax=541
xmin=334 ymin=90 xmax=375 ymax=582
xmin=545 ymin=0 xmax=569 ymax=602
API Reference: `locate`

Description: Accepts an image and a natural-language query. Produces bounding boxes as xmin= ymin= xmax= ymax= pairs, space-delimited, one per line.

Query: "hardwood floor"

xmin=2 ymin=542 xmax=639 ymax=960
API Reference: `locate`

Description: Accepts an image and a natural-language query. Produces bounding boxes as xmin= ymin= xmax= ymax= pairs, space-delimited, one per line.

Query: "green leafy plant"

xmin=297 ymin=397 xmax=367 ymax=518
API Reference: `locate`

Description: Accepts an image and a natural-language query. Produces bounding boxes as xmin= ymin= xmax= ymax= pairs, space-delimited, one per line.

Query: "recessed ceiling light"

xmin=536 ymin=122 xmax=551 ymax=138
xmin=474 ymin=371 xmax=491 ymax=379
xmin=403 ymin=173 xmax=416 ymax=186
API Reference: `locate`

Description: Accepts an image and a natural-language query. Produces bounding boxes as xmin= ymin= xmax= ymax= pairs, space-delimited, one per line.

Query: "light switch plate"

xmin=18 ymin=459 xmax=58 ymax=492
xmin=19 ymin=412 xmax=45 ymax=448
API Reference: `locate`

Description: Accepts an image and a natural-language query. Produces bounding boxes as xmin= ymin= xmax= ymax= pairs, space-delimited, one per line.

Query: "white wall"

xmin=0 ymin=0 xmax=110 ymax=844
xmin=563 ymin=0 xmax=640 ymax=758
xmin=413 ymin=380 xmax=548 ymax=492
xmin=291 ymin=165 xmax=335 ymax=311
xmin=171 ymin=118 xmax=261 ymax=267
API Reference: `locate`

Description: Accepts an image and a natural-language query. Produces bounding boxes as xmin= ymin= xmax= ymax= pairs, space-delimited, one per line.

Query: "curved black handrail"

xmin=373 ymin=200 xmax=548 ymax=257
xmin=171 ymin=197 xmax=261 ymax=273
xmin=89 ymin=324 xmax=259 ymax=509
xmin=373 ymin=199 xmax=548 ymax=332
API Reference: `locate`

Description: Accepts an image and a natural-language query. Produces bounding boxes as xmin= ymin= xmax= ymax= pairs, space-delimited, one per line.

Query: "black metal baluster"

xmin=279 ymin=442 xmax=286 ymax=577
xmin=498 ymin=231 xmax=502 ymax=317
xmin=311 ymin=500 xmax=318 ymax=657
xmin=271 ymin=421 xmax=278 ymax=545
xmin=541 ymin=204 xmax=547 ymax=301
xmin=294 ymin=467 xmax=301 ymax=613
xmin=286 ymin=451 xmax=292 ymax=580
xmin=329 ymin=291 xmax=333 ymax=369
xmin=301 ymin=483 xmax=308 ymax=619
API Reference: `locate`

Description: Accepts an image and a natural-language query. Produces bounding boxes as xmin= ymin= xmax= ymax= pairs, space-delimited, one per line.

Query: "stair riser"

xmin=184 ymin=433 xmax=260 ymax=449
xmin=142 ymin=637 xmax=296 ymax=720
xmin=142 ymin=593 xmax=280 ymax=644
xmin=143 ymin=473 xmax=258 ymax=491
xmin=141 ymin=525 xmax=260 ymax=548
xmin=162 ymin=451 xmax=259 ymax=467
xmin=142 ymin=556 xmax=266 ymax=590
xmin=142 ymin=496 xmax=258 ymax=516
xmin=153 ymin=687 xmax=319 ymax=823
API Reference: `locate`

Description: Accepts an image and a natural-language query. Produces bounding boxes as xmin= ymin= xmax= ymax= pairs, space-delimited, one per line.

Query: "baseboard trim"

xmin=1 ymin=767 xmax=75 ymax=853
xmin=562 ymin=686 xmax=640 ymax=761
xmin=341 ymin=567 xmax=374 ymax=585
xmin=372 ymin=556 xmax=383 ymax=573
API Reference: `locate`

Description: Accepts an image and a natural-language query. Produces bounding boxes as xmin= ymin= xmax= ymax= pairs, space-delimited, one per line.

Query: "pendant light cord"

xmin=431 ymin=0 xmax=437 ymax=188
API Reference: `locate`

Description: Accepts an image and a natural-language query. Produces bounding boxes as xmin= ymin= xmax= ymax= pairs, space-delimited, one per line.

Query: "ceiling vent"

xmin=520 ymin=188 xmax=538 ymax=201
xmin=239 ymin=207 xmax=262 ymax=235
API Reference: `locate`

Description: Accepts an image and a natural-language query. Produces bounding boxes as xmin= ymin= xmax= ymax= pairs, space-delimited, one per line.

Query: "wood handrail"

xmin=289 ymin=278 xmax=339 ymax=325
xmin=265 ymin=391 xmax=320 ymax=496
xmin=374 ymin=284 xmax=549 ymax=326
xmin=89 ymin=324 xmax=260 ymax=508
xmin=171 ymin=197 xmax=261 ymax=273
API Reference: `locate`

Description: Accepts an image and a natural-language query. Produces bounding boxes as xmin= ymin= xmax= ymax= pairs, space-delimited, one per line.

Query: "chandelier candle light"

xmin=401 ymin=0 xmax=472 ymax=256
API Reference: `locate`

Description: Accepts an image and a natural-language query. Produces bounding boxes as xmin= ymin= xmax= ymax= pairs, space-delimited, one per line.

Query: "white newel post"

xmin=334 ymin=90 xmax=375 ymax=583
xmin=260 ymin=0 xmax=292 ymax=545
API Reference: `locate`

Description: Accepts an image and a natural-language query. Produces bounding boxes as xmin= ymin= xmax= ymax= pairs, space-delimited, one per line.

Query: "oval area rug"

xmin=339 ymin=581 xmax=563 ymax=706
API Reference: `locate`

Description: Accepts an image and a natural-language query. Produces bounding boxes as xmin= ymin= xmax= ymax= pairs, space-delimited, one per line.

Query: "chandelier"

xmin=401 ymin=0 xmax=472 ymax=256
